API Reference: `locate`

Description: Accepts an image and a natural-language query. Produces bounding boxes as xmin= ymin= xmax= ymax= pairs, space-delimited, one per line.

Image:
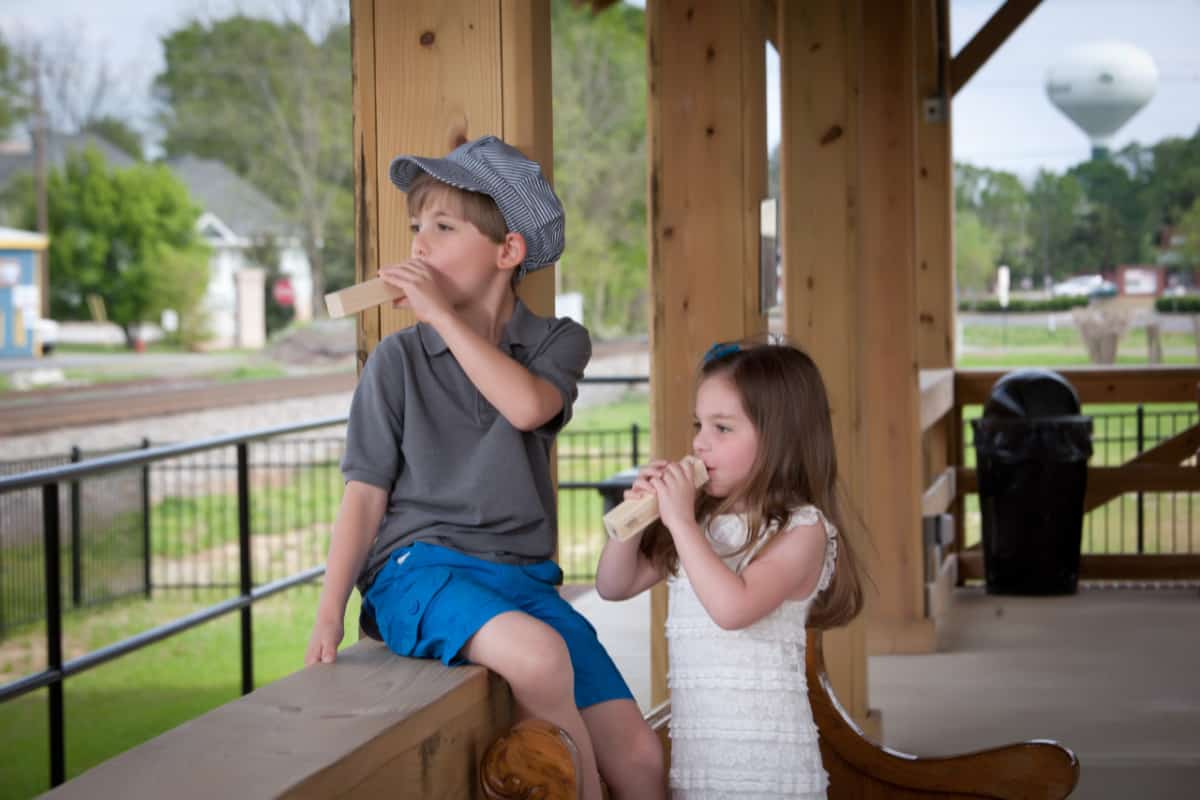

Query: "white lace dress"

xmin=666 ymin=505 xmax=838 ymax=799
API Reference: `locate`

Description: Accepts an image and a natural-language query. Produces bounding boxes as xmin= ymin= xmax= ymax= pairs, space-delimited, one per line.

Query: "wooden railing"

xmin=921 ymin=366 xmax=1200 ymax=585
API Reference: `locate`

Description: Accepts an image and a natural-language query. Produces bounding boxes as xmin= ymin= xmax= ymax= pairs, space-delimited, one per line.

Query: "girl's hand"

xmin=623 ymin=459 xmax=669 ymax=501
xmin=378 ymin=259 xmax=451 ymax=323
xmin=651 ymin=459 xmax=698 ymax=534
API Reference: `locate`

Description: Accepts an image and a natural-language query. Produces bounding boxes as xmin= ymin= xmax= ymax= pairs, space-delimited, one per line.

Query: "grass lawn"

xmin=0 ymin=585 xmax=361 ymax=799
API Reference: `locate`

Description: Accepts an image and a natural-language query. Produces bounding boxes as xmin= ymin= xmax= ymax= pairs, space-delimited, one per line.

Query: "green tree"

xmin=154 ymin=13 xmax=352 ymax=312
xmin=955 ymin=210 xmax=1000 ymax=294
xmin=1177 ymin=197 xmax=1200 ymax=271
xmin=8 ymin=147 xmax=210 ymax=347
xmin=1068 ymin=157 xmax=1149 ymax=267
xmin=0 ymin=34 xmax=29 ymax=137
xmin=955 ymin=163 xmax=1030 ymax=276
xmin=552 ymin=0 xmax=647 ymax=337
xmin=83 ymin=116 xmax=143 ymax=160
xmin=1138 ymin=128 xmax=1200 ymax=244
xmin=1028 ymin=170 xmax=1086 ymax=282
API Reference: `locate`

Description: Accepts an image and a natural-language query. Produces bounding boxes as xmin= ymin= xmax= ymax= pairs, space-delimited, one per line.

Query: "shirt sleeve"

xmin=525 ymin=318 xmax=592 ymax=437
xmin=340 ymin=339 xmax=406 ymax=489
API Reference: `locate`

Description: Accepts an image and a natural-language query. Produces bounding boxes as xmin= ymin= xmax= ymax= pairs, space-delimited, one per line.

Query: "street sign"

xmin=272 ymin=277 xmax=295 ymax=307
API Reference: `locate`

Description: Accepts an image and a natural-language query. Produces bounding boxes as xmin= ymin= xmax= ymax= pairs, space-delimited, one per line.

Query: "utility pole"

xmin=32 ymin=47 xmax=50 ymax=318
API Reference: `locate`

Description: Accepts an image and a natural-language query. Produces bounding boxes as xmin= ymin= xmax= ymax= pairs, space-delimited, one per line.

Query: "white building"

xmin=0 ymin=134 xmax=313 ymax=349
xmin=168 ymin=155 xmax=313 ymax=348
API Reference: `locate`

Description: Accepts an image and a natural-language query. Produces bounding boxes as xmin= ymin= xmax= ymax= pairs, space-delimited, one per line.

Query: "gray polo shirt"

xmin=343 ymin=299 xmax=591 ymax=592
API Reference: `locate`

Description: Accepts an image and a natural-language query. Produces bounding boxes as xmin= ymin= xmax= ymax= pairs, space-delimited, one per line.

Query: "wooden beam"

xmin=959 ymin=551 xmax=1200 ymax=582
xmin=351 ymin=0 xmax=381 ymax=371
xmin=371 ymin=0 xmax=502 ymax=338
xmin=950 ymin=0 xmax=1041 ymax=96
xmin=955 ymin=464 xmax=1200 ymax=508
xmin=1085 ymin=464 xmax=1200 ymax=511
xmin=502 ymin=0 xmax=556 ymax=319
xmin=859 ymin=0 xmax=932 ymax=656
xmin=647 ymin=0 xmax=768 ymax=706
xmin=922 ymin=467 xmax=957 ymax=517
xmin=915 ymin=0 xmax=954 ymax=369
xmin=778 ymin=0 xmax=871 ymax=725
xmin=919 ymin=368 xmax=955 ymax=431
xmin=956 ymin=367 xmax=1200 ymax=406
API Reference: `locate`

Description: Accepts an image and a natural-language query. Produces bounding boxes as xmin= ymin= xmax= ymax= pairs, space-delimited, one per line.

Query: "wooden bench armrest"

xmin=807 ymin=631 xmax=1080 ymax=799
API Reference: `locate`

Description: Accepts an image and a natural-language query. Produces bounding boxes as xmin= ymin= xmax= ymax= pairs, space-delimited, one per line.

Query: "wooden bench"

xmin=44 ymin=639 xmax=516 ymax=799
xmin=482 ymin=630 xmax=1080 ymax=799
xmin=44 ymin=629 xmax=1078 ymax=799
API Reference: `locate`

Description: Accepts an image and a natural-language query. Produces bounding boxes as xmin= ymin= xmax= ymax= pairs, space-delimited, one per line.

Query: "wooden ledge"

xmin=45 ymin=640 xmax=514 ymax=799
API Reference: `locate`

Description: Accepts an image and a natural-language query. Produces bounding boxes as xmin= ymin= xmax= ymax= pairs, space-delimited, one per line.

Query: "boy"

xmin=304 ymin=136 xmax=663 ymax=800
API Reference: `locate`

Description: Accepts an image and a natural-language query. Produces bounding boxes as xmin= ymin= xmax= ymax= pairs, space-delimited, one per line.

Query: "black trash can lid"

xmin=983 ymin=368 xmax=1081 ymax=418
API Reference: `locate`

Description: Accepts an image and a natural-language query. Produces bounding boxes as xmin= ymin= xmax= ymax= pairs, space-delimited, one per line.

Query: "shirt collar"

xmin=417 ymin=297 xmax=542 ymax=357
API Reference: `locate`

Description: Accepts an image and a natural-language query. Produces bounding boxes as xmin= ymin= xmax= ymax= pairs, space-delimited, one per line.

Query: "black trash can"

xmin=971 ymin=369 xmax=1093 ymax=595
xmin=596 ymin=467 xmax=640 ymax=515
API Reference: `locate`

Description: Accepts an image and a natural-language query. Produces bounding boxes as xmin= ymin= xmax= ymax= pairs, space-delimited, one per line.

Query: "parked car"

xmin=1051 ymin=275 xmax=1116 ymax=298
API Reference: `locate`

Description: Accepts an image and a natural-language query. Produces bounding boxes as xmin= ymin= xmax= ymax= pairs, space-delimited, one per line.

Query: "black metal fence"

xmin=962 ymin=404 xmax=1200 ymax=555
xmin=0 ymin=418 xmax=340 ymax=787
xmin=0 ymin=437 xmax=344 ymax=637
xmin=5 ymin=401 xmax=1196 ymax=639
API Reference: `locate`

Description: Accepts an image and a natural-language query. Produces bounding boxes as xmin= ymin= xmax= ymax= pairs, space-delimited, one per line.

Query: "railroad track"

xmin=0 ymin=372 xmax=356 ymax=436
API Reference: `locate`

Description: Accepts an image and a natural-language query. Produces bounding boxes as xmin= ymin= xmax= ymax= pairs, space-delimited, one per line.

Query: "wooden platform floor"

xmin=575 ymin=583 xmax=1200 ymax=799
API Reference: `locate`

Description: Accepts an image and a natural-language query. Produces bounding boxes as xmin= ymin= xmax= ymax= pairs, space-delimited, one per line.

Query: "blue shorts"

xmin=362 ymin=542 xmax=633 ymax=710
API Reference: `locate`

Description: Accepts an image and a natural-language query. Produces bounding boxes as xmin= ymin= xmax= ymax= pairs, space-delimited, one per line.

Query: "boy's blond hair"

xmin=407 ymin=172 xmax=509 ymax=244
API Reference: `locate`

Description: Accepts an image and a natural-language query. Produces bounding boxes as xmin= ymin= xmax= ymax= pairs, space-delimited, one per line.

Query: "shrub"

xmin=1155 ymin=296 xmax=1200 ymax=313
xmin=958 ymin=296 xmax=1090 ymax=313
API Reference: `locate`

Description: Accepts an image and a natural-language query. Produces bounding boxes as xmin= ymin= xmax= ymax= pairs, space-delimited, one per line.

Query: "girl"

xmin=595 ymin=340 xmax=866 ymax=799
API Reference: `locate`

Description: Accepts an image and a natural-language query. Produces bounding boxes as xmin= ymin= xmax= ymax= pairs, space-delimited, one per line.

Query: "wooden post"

xmin=915 ymin=0 xmax=957 ymax=620
xmin=647 ymin=0 xmax=768 ymax=706
xmin=777 ymin=0 xmax=875 ymax=736
xmin=353 ymin=0 xmax=554 ymax=357
xmin=859 ymin=0 xmax=934 ymax=656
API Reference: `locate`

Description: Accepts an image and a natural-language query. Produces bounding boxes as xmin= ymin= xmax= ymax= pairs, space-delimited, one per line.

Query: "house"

xmin=0 ymin=132 xmax=313 ymax=349
xmin=166 ymin=155 xmax=313 ymax=348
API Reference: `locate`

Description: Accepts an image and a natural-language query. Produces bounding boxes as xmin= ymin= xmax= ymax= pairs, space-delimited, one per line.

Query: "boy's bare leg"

xmin=462 ymin=611 xmax=604 ymax=800
xmin=582 ymin=699 xmax=666 ymax=800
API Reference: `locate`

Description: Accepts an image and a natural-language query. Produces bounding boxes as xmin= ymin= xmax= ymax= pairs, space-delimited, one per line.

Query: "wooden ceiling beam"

xmin=950 ymin=0 xmax=1041 ymax=96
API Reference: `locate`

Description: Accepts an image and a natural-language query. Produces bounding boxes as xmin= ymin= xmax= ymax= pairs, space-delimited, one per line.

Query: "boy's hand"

xmin=305 ymin=618 xmax=345 ymax=666
xmin=651 ymin=459 xmax=698 ymax=534
xmin=378 ymin=259 xmax=451 ymax=323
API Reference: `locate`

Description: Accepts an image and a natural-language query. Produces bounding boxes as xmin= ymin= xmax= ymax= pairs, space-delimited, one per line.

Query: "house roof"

xmin=0 ymin=131 xmax=136 ymax=189
xmin=0 ymin=133 xmax=295 ymax=242
xmin=166 ymin=155 xmax=294 ymax=241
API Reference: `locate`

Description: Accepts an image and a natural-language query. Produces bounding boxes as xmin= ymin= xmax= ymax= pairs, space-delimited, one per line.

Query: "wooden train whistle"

xmin=602 ymin=457 xmax=709 ymax=542
xmin=324 ymin=277 xmax=405 ymax=318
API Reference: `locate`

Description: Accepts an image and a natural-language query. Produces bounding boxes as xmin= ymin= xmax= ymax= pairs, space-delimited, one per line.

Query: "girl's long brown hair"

xmin=640 ymin=342 xmax=866 ymax=629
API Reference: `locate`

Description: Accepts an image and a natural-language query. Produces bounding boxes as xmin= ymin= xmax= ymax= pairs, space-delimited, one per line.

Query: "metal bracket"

xmin=923 ymin=95 xmax=947 ymax=123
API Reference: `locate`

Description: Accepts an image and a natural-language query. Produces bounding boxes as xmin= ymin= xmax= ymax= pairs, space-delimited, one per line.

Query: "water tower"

xmin=1045 ymin=42 xmax=1158 ymax=159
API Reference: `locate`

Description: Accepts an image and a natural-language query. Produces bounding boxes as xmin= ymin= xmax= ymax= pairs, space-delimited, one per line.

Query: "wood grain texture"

xmin=646 ymin=0 xmax=768 ymax=706
xmin=777 ymin=0 xmax=871 ymax=725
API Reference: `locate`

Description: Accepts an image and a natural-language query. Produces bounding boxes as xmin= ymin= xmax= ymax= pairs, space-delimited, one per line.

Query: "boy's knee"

xmin=500 ymin=624 xmax=574 ymax=702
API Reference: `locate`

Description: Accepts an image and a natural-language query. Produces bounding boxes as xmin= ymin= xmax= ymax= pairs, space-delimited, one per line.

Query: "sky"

xmin=2 ymin=0 xmax=1198 ymax=181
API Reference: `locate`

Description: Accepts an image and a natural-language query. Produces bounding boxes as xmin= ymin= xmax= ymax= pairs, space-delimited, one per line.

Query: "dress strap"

xmin=734 ymin=504 xmax=836 ymax=578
